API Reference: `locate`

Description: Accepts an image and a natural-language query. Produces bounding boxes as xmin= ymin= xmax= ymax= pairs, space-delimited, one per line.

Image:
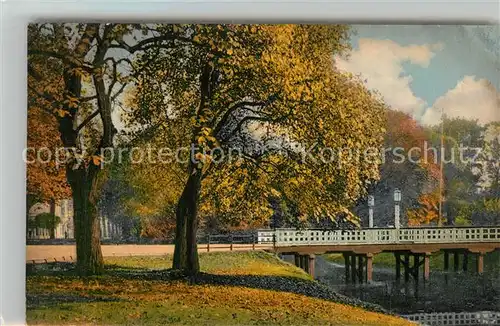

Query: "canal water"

xmin=283 ymin=255 xmax=500 ymax=324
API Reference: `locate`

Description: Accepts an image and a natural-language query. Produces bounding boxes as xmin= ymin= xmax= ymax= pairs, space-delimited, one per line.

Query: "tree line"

xmin=27 ymin=23 xmax=498 ymax=276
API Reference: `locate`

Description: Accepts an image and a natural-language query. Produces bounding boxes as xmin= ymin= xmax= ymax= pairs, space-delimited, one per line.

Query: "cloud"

xmin=335 ymin=38 xmax=443 ymax=117
xmin=335 ymin=38 xmax=499 ymax=126
xmin=421 ymin=76 xmax=500 ymax=126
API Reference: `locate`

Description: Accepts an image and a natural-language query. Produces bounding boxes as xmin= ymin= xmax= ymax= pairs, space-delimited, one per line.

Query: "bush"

xmin=34 ymin=213 xmax=61 ymax=230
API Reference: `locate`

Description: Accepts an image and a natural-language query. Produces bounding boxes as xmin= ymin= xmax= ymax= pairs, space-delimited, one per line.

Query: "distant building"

xmin=28 ymin=199 xmax=74 ymax=239
xmin=28 ymin=198 xmax=122 ymax=240
xmin=99 ymin=210 xmax=123 ymax=240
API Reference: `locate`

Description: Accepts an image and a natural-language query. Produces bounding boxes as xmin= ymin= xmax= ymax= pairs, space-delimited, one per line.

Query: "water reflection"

xmin=313 ymin=256 xmax=500 ymax=314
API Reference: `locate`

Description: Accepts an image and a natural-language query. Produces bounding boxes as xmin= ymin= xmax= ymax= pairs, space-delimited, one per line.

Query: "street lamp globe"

xmin=394 ymin=189 xmax=402 ymax=203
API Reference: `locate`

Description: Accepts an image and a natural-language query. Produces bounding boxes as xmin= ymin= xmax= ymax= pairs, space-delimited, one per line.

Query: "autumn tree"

xmin=28 ymin=23 xmax=212 ymax=275
xmin=352 ymin=110 xmax=439 ymax=227
xmin=27 ymin=59 xmax=71 ymax=236
xmin=483 ymin=124 xmax=500 ymax=198
xmin=112 ymin=147 xmax=183 ymax=240
xmin=426 ymin=116 xmax=487 ymax=225
xmin=468 ymin=123 xmax=500 ymax=225
xmin=407 ymin=190 xmax=442 ymax=226
xmin=126 ymin=24 xmax=387 ymax=275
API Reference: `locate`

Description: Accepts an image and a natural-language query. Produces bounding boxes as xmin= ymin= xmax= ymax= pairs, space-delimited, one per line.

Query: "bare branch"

xmin=28 ymin=49 xmax=93 ymax=71
xmin=81 ymin=95 xmax=97 ymax=102
xmin=105 ymin=57 xmax=133 ymax=96
xmin=108 ymin=33 xmax=192 ymax=53
xmin=111 ymin=83 xmax=127 ymax=103
xmin=214 ymin=100 xmax=272 ymax=135
xmin=74 ymin=109 xmax=100 ymax=133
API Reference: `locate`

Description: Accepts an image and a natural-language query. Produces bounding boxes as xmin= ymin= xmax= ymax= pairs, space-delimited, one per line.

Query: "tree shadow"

xmin=191 ymin=273 xmax=390 ymax=314
xmin=27 ymin=262 xmax=172 ymax=277
xmin=26 ymin=292 xmax=123 ymax=309
xmin=102 ymin=267 xmax=391 ymax=314
xmin=26 ymin=263 xmax=390 ymax=314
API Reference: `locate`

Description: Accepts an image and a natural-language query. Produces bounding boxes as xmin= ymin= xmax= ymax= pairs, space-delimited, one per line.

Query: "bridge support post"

xmin=350 ymin=254 xmax=357 ymax=283
xmin=477 ymin=252 xmax=484 ymax=274
xmin=404 ymin=254 xmax=410 ymax=282
xmin=395 ymin=253 xmax=401 ymax=281
xmin=444 ymin=251 xmax=449 ymax=272
xmin=294 ymin=254 xmax=300 ymax=268
xmin=413 ymin=254 xmax=419 ymax=281
xmin=444 ymin=250 xmax=450 ymax=284
xmin=302 ymin=255 xmax=309 ymax=274
xmin=366 ymin=253 xmax=373 ymax=282
xmin=357 ymin=255 xmax=364 ymax=284
xmin=463 ymin=251 xmax=469 ymax=273
xmin=423 ymin=252 xmax=431 ymax=281
xmin=308 ymin=254 xmax=315 ymax=278
xmin=453 ymin=252 xmax=459 ymax=272
xmin=343 ymin=253 xmax=351 ymax=283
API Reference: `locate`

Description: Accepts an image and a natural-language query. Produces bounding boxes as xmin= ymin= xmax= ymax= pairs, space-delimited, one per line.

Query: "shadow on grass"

xmin=27 ymin=262 xmax=166 ymax=277
xmin=26 ymin=262 xmax=388 ymax=314
xmin=105 ymin=267 xmax=390 ymax=314
xmin=26 ymin=292 xmax=123 ymax=309
xmin=192 ymin=273 xmax=389 ymax=313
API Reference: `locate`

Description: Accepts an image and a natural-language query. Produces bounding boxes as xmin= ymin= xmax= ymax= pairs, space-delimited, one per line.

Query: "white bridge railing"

xmin=257 ymin=227 xmax=500 ymax=246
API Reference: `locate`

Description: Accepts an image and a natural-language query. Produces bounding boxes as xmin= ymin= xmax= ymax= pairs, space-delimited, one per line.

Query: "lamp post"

xmin=368 ymin=195 xmax=375 ymax=228
xmin=394 ymin=189 xmax=402 ymax=229
xmin=439 ymin=106 xmax=444 ymax=226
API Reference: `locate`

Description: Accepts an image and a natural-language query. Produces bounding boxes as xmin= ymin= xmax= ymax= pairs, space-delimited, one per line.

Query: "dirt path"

xmin=26 ymin=244 xmax=272 ymax=263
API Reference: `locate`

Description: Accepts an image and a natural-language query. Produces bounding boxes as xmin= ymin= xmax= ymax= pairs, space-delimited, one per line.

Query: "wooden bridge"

xmin=257 ymin=227 xmax=500 ymax=282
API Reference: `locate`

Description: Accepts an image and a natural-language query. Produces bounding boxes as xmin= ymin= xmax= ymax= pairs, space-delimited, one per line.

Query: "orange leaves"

xmin=407 ymin=190 xmax=441 ymax=226
xmin=385 ymin=110 xmax=439 ymax=181
xmin=27 ymin=101 xmax=71 ymax=202
xmin=91 ymin=155 xmax=102 ymax=166
xmin=67 ymin=67 xmax=86 ymax=78
xmin=63 ymin=95 xmax=79 ymax=109
xmin=54 ymin=108 xmax=70 ymax=117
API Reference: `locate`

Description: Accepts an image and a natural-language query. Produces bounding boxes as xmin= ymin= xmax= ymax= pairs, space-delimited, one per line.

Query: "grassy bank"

xmin=27 ymin=251 xmax=413 ymax=325
xmin=324 ymin=251 xmax=500 ymax=273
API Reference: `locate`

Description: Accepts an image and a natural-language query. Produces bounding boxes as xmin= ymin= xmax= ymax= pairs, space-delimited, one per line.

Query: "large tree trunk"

xmin=173 ymin=63 xmax=215 ymax=275
xmin=67 ymin=166 xmax=105 ymax=276
xmin=173 ymin=168 xmax=202 ymax=275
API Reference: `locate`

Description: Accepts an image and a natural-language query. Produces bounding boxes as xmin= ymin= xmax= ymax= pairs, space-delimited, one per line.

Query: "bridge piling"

xmin=293 ymin=254 xmax=315 ymax=277
xmin=343 ymin=253 xmax=351 ymax=282
xmin=444 ymin=251 xmax=449 ymax=272
xmin=302 ymin=255 xmax=309 ymax=273
xmin=404 ymin=254 xmax=410 ymax=282
xmin=423 ymin=252 xmax=431 ymax=281
xmin=395 ymin=253 xmax=401 ymax=281
xmin=477 ymin=252 xmax=484 ymax=274
xmin=366 ymin=253 xmax=373 ymax=282
xmin=350 ymin=254 xmax=357 ymax=283
xmin=413 ymin=254 xmax=420 ymax=281
xmin=308 ymin=254 xmax=315 ymax=278
xmin=453 ymin=252 xmax=460 ymax=272
xmin=357 ymin=255 xmax=364 ymax=283
xmin=462 ymin=251 xmax=469 ymax=272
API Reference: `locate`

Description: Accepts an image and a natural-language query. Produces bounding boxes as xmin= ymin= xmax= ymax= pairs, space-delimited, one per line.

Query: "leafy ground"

xmin=27 ymin=251 xmax=413 ymax=325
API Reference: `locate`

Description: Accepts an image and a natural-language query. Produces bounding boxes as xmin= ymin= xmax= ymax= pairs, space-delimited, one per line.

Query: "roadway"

xmin=26 ymin=243 xmax=272 ymax=263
